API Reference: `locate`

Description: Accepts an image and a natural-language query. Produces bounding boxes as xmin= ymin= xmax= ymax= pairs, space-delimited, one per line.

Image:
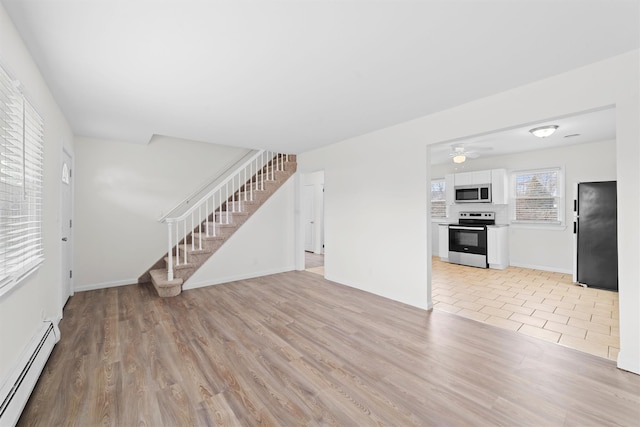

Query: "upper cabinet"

xmin=454 ymin=170 xmax=491 ymax=186
xmin=445 ymin=174 xmax=455 ymax=205
xmin=445 ymin=168 xmax=508 ymax=204
xmin=491 ymin=169 xmax=508 ymax=204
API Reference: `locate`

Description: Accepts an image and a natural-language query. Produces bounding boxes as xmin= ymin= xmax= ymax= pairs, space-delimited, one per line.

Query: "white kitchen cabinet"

xmin=438 ymin=224 xmax=449 ymax=260
xmin=445 ymin=174 xmax=455 ymax=205
xmin=454 ymin=170 xmax=491 ymax=186
xmin=487 ymin=226 xmax=509 ymax=269
xmin=491 ymin=169 xmax=508 ymax=204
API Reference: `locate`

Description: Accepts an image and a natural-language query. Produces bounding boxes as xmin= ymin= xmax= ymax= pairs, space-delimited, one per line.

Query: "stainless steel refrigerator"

xmin=573 ymin=181 xmax=618 ymax=291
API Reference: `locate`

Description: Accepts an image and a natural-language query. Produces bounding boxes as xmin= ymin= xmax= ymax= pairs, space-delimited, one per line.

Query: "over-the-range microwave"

xmin=455 ymin=184 xmax=492 ymax=203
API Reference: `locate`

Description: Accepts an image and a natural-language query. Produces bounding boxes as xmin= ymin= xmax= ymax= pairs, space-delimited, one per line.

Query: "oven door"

xmin=448 ymin=225 xmax=487 ymax=255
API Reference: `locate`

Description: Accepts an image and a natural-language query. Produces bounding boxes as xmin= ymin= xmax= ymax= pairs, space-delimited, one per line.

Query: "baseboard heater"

xmin=0 ymin=321 xmax=59 ymax=427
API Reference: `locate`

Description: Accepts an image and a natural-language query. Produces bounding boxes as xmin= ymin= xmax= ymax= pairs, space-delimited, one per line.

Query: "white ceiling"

xmin=2 ymin=0 xmax=638 ymax=154
xmin=429 ymin=107 xmax=617 ymax=165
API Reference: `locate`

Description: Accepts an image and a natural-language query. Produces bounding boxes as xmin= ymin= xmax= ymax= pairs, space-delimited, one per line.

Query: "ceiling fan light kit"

xmin=453 ymin=154 xmax=466 ymax=163
xmin=529 ymin=125 xmax=559 ymax=138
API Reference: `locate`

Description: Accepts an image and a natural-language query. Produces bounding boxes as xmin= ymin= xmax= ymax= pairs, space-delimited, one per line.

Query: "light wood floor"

xmin=432 ymin=257 xmax=620 ymax=360
xmin=19 ymin=271 xmax=639 ymax=426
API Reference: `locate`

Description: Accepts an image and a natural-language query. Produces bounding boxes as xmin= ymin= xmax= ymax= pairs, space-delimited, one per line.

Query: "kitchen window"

xmin=510 ymin=167 xmax=563 ymax=225
xmin=0 ymin=62 xmax=45 ymax=295
xmin=431 ymin=178 xmax=447 ymax=219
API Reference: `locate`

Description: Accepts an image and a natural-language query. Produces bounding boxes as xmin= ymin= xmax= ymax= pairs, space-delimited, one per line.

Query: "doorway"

xmin=427 ymin=107 xmax=620 ymax=361
xmin=61 ymin=149 xmax=73 ymax=306
xmin=301 ymin=171 xmax=324 ymax=275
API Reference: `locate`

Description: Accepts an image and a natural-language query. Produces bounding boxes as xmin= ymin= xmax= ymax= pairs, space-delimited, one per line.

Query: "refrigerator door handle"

xmin=573 ymin=221 xmax=577 ymax=234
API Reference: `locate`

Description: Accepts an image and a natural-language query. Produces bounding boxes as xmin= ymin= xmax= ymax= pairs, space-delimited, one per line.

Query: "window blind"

xmin=0 ymin=63 xmax=44 ymax=291
xmin=431 ymin=178 xmax=446 ymax=219
xmin=513 ymin=168 xmax=561 ymax=223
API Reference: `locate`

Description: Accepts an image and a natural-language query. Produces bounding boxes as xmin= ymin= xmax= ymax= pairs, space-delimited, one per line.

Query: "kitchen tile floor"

xmin=305 ymin=251 xmax=325 ymax=275
xmin=431 ymin=257 xmax=620 ymax=361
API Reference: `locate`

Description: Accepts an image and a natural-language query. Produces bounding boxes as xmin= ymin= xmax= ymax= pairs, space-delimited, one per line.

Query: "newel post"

xmin=167 ymin=221 xmax=174 ymax=281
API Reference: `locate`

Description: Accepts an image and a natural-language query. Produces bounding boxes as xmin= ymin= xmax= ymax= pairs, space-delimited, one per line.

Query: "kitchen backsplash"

xmin=449 ymin=203 xmax=509 ymax=225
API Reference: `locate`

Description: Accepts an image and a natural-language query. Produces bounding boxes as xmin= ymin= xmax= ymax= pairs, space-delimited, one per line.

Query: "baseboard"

xmin=75 ymin=278 xmax=137 ymax=293
xmin=508 ymin=262 xmax=572 ymax=275
xmin=184 ymin=266 xmax=296 ymax=290
xmin=0 ymin=320 xmax=59 ymax=426
xmin=616 ymin=350 xmax=640 ymax=375
xmin=324 ymin=273 xmax=430 ymax=311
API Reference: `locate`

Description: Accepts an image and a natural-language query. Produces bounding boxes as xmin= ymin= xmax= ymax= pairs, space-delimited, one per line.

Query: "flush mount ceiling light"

xmin=453 ymin=154 xmax=466 ymax=163
xmin=529 ymin=125 xmax=559 ymax=138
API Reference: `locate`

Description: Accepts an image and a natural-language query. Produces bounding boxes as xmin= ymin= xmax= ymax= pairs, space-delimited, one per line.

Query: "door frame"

xmin=60 ymin=147 xmax=74 ymax=306
xmin=296 ymin=170 xmax=325 ymax=270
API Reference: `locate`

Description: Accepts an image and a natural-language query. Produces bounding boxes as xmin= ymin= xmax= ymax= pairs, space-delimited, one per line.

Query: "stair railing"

xmin=162 ymin=150 xmax=289 ymax=281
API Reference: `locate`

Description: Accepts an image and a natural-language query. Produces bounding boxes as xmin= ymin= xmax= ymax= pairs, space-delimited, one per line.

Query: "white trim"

xmin=617 ymin=350 xmax=640 ymax=374
xmin=60 ymin=147 xmax=74 ymax=306
xmin=75 ymin=278 xmax=138 ymax=292
xmin=324 ymin=273 xmax=431 ymax=311
xmin=0 ymin=320 xmax=58 ymax=426
xmin=509 ymin=165 xmax=566 ymax=226
xmin=184 ymin=266 xmax=296 ymax=290
xmin=508 ymin=262 xmax=572 ymax=275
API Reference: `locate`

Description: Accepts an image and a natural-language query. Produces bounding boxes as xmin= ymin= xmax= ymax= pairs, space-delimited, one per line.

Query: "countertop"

xmin=438 ymin=223 xmax=509 ymax=227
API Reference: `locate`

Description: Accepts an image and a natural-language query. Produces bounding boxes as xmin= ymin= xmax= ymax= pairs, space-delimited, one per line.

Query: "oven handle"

xmin=449 ymin=225 xmax=486 ymax=231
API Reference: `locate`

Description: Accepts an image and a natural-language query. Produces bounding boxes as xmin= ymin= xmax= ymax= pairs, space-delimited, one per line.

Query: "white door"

xmin=319 ymin=184 xmax=324 ymax=253
xmin=303 ymin=184 xmax=315 ymax=252
xmin=61 ymin=150 xmax=73 ymax=305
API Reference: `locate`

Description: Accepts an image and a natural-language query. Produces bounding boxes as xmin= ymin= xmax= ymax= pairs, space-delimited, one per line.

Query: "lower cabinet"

xmin=487 ymin=226 xmax=509 ymax=269
xmin=438 ymin=224 xmax=449 ymax=260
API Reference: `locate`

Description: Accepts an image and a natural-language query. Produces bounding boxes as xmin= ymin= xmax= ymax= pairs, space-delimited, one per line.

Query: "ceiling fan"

xmin=448 ymin=144 xmax=492 ymax=163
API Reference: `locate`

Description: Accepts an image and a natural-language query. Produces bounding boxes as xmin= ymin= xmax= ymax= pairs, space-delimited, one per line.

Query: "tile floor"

xmin=305 ymin=251 xmax=325 ymax=275
xmin=431 ymin=257 xmax=620 ymax=361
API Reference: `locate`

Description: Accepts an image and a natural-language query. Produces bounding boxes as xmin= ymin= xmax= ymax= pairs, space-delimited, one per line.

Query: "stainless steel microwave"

xmin=454 ymin=184 xmax=492 ymax=203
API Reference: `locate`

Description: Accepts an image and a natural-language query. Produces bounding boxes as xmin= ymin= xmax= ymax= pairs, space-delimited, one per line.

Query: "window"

xmin=0 ymin=64 xmax=44 ymax=294
xmin=511 ymin=168 xmax=563 ymax=224
xmin=430 ymin=178 xmax=447 ymax=218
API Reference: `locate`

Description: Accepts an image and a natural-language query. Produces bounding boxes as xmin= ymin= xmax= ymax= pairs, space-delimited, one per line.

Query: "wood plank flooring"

xmin=18 ymin=271 xmax=640 ymax=426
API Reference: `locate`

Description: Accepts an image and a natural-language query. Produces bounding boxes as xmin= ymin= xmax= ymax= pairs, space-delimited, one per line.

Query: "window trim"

xmin=430 ymin=177 xmax=448 ymax=220
xmin=509 ymin=166 xmax=565 ymax=227
xmin=0 ymin=63 xmax=45 ymax=298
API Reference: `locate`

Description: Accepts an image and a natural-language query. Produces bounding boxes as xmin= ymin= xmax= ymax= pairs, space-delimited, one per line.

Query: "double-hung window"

xmin=0 ymin=63 xmax=44 ymax=294
xmin=511 ymin=167 xmax=563 ymax=225
xmin=430 ymin=178 xmax=447 ymax=219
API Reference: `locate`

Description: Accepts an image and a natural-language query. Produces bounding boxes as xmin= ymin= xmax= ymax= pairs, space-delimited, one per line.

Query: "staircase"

xmin=139 ymin=151 xmax=296 ymax=297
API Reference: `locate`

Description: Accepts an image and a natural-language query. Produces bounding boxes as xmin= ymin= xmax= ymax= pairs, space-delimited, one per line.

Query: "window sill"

xmin=510 ymin=222 xmax=567 ymax=231
xmin=0 ymin=260 xmax=44 ymax=301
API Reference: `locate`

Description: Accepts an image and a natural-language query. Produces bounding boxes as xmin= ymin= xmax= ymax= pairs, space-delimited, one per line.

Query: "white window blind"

xmin=512 ymin=168 xmax=562 ymax=224
xmin=0 ymin=63 xmax=44 ymax=292
xmin=431 ymin=178 xmax=447 ymax=218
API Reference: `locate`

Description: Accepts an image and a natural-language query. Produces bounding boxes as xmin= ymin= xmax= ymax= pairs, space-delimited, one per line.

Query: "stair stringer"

xmin=183 ymin=176 xmax=296 ymax=290
xmin=145 ymin=158 xmax=296 ymax=297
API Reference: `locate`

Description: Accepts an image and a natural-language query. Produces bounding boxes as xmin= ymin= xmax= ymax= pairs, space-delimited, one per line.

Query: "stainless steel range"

xmin=448 ymin=212 xmax=495 ymax=268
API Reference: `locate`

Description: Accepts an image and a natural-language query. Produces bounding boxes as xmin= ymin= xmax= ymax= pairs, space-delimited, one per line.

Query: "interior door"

xmin=303 ymin=184 xmax=315 ymax=252
xmin=61 ymin=150 xmax=73 ymax=304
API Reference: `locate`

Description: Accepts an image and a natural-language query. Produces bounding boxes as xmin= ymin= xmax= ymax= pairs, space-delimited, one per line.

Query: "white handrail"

xmin=163 ymin=150 xmax=288 ymax=281
xmin=162 ymin=150 xmax=265 ymax=224
xmin=159 ymin=149 xmax=256 ymax=221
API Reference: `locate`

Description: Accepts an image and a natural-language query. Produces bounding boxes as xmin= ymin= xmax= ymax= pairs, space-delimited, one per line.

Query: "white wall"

xmin=185 ymin=177 xmax=296 ymax=288
xmin=298 ymin=51 xmax=639 ymax=374
xmin=0 ymin=4 xmax=74 ymax=385
xmin=431 ymin=139 xmax=617 ymax=272
xmin=74 ymin=136 xmax=248 ymax=290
